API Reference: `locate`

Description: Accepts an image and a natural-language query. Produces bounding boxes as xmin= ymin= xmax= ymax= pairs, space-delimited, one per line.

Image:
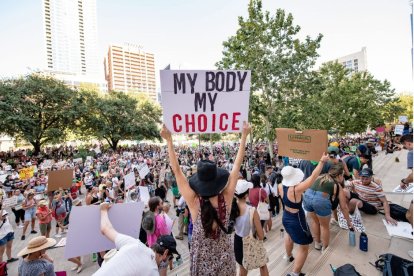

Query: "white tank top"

xmin=235 ymin=206 xmax=252 ymax=237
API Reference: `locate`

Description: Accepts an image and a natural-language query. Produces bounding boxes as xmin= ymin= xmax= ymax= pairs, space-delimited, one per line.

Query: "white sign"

xmin=399 ymin=116 xmax=408 ymax=123
xmin=124 ymin=172 xmax=136 ymax=190
xmin=2 ymin=196 xmax=17 ymax=208
xmin=395 ymin=124 xmax=404 ymax=135
xmin=73 ymin=158 xmax=83 ymax=164
xmin=86 ymin=156 xmax=93 ymax=161
xmin=137 ymin=163 xmax=150 ymax=179
xmin=64 ymin=202 xmax=144 ymax=259
xmin=160 ymin=70 xmax=251 ymax=134
xmin=0 ymin=175 xmax=7 ymax=183
xmin=138 ymin=186 xmax=150 ymax=205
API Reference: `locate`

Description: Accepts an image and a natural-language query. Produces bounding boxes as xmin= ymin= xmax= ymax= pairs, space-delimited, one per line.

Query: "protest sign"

xmin=64 ymin=202 xmax=144 ymax=259
xmin=394 ymin=124 xmax=404 ymax=135
xmin=86 ymin=156 xmax=93 ymax=161
xmin=160 ymin=70 xmax=251 ymax=134
xmin=137 ymin=163 xmax=150 ymax=179
xmin=375 ymin=126 xmax=385 ymax=133
xmin=399 ymin=115 xmax=408 ymax=123
xmin=124 ymin=172 xmax=136 ymax=190
xmin=19 ymin=167 xmax=34 ymax=180
xmin=276 ymin=128 xmax=328 ymax=161
xmin=138 ymin=186 xmax=150 ymax=205
xmin=47 ymin=169 xmax=74 ymax=191
xmin=43 ymin=160 xmax=54 ymax=168
xmin=0 ymin=174 xmax=7 ymax=183
xmin=2 ymin=196 xmax=17 ymax=208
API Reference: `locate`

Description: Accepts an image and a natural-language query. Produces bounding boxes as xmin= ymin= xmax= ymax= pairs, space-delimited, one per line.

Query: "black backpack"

xmin=334 ymin=264 xmax=361 ymax=276
xmin=372 ymin=253 xmax=413 ymax=276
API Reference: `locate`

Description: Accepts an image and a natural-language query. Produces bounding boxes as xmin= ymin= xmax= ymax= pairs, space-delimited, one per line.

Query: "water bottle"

xmin=280 ymin=229 xmax=284 ymax=239
xmin=359 ymin=232 xmax=368 ymax=252
xmin=348 ymin=228 xmax=356 ymax=247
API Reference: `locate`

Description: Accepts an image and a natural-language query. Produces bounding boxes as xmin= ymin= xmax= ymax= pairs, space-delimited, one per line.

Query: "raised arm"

xmin=296 ymin=153 xmax=330 ymax=193
xmin=100 ymin=203 xmax=118 ymax=242
xmin=160 ymin=125 xmax=197 ymax=208
xmin=223 ymin=122 xmax=251 ymax=205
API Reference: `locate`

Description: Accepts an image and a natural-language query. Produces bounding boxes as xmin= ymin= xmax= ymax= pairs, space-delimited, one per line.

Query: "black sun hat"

xmin=189 ymin=160 xmax=230 ymax=198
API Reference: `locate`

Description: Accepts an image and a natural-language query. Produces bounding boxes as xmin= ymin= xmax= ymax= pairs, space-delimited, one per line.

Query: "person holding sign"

xmin=160 ymin=121 xmax=251 ymax=276
xmin=278 ymin=153 xmax=329 ymax=276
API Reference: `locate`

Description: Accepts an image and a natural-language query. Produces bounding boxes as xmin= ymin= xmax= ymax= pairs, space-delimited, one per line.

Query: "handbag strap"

xmin=248 ymin=207 xmax=255 ymax=238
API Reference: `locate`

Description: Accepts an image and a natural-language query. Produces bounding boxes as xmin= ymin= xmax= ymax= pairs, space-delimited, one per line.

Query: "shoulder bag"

xmin=257 ymin=189 xmax=270 ymax=220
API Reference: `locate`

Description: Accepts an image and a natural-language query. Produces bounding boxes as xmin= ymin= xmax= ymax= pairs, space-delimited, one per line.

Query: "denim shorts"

xmin=303 ymin=189 xmax=332 ymax=217
xmin=24 ymin=207 xmax=36 ymax=221
xmin=0 ymin=232 xmax=14 ymax=246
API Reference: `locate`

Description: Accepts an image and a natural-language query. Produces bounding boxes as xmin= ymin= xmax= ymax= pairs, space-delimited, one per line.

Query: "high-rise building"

xmin=42 ymin=0 xmax=106 ymax=91
xmin=335 ymin=47 xmax=368 ymax=73
xmin=104 ymin=44 xmax=156 ymax=101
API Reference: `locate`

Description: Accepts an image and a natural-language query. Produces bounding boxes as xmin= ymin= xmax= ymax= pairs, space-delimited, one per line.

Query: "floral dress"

xmin=190 ymin=194 xmax=236 ymax=276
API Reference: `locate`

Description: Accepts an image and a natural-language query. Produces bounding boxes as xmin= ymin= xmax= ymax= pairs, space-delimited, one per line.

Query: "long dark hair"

xmin=229 ymin=191 xmax=249 ymax=223
xmin=251 ymin=174 xmax=261 ymax=188
xmin=200 ymin=196 xmax=232 ymax=238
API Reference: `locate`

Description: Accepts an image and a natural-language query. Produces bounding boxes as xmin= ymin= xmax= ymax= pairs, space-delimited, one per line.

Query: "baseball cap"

xmin=328 ymin=146 xmax=339 ymax=154
xmin=235 ymin=179 xmax=253 ymax=195
xmin=360 ymin=168 xmax=374 ymax=178
xmin=156 ymin=235 xmax=179 ymax=256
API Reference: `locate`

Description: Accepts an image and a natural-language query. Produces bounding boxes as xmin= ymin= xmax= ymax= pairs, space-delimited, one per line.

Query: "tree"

xmin=0 ymin=74 xmax=83 ymax=155
xmin=80 ymin=91 xmax=161 ymax=150
xmin=217 ymin=0 xmax=322 ymax=156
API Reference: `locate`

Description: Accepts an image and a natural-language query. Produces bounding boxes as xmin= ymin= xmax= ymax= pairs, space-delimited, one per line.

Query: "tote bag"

xmin=242 ymin=207 xmax=269 ymax=270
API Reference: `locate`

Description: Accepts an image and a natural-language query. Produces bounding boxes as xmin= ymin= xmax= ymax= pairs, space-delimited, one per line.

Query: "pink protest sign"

xmin=376 ymin=127 xmax=385 ymax=133
xmin=64 ymin=202 xmax=144 ymax=259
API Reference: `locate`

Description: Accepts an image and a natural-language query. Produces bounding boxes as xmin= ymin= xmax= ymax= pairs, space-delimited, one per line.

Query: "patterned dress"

xmin=190 ymin=194 xmax=236 ymax=276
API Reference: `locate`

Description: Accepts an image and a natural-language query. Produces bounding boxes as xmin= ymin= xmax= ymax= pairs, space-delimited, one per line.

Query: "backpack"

xmin=142 ymin=211 xmax=156 ymax=234
xmin=372 ymin=253 xmax=413 ymax=276
xmin=0 ymin=261 xmax=7 ymax=276
xmin=334 ymin=264 xmax=361 ymax=276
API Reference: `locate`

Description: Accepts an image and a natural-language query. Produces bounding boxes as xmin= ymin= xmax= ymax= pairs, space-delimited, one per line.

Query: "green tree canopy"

xmin=216 ymin=0 xmax=322 ymax=151
xmin=0 ymin=74 xmax=83 ymax=154
xmin=80 ymin=91 xmax=161 ymax=150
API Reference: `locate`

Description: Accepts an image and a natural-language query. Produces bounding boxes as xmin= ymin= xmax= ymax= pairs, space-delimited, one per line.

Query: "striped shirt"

xmin=350 ymin=179 xmax=385 ymax=208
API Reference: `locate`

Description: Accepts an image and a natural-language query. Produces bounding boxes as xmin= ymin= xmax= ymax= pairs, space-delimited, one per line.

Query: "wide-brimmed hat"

xmin=281 ymin=166 xmax=304 ymax=187
xmin=235 ymin=179 xmax=253 ymax=195
xmin=189 ymin=160 xmax=229 ymax=197
xmin=72 ymin=198 xmax=82 ymax=206
xmin=17 ymin=236 xmax=56 ymax=256
xmin=38 ymin=200 xmax=48 ymax=207
xmin=103 ymin=248 xmax=118 ymax=265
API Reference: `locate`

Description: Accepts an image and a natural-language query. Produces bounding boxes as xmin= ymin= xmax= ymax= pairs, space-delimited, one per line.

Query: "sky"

xmin=0 ymin=0 xmax=413 ymax=93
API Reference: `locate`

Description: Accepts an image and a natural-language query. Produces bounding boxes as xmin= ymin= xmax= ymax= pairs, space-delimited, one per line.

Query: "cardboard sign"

xmin=394 ymin=124 xmax=404 ymax=135
xmin=124 ymin=172 xmax=136 ymax=190
xmin=47 ymin=169 xmax=74 ymax=191
xmin=160 ymin=70 xmax=251 ymax=134
xmin=399 ymin=116 xmax=408 ymax=123
xmin=276 ymin=128 xmax=328 ymax=161
xmin=19 ymin=167 xmax=34 ymax=180
xmin=2 ymin=196 xmax=17 ymax=208
xmin=64 ymin=202 xmax=144 ymax=259
xmin=137 ymin=163 xmax=150 ymax=179
xmin=138 ymin=186 xmax=150 ymax=205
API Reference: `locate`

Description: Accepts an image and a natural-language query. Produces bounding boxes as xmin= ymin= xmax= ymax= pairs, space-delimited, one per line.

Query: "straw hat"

xmin=103 ymin=248 xmax=118 ymax=265
xmin=17 ymin=236 xmax=56 ymax=256
xmin=38 ymin=200 xmax=48 ymax=207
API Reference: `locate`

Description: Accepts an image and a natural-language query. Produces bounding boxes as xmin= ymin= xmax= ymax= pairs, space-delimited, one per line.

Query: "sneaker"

xmin=283 ymin=254 xmax=294 ymax=263
xmin=71 ymin=266 xmax=78 ymax=271
xmin=30 ymin=230 xmax=38 ymax=234
xmin=55 ymin=234 xmax=62 ymax=238
xmin=7 ymin=258 xmax=18 ymax=263
xmin=18 ymin=225 xmax=24 ymax=229
xmin=314 ymin=242 xmax=322 ymax=250
xmin=21 ymin=235 xmax=25 ymax=240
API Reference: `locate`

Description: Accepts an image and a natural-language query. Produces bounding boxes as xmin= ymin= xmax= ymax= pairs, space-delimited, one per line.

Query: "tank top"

xmin=282 ymin=185 xmax=302 ymax=209
xmin=91 ymin=195 xmax=99 ymax=205
xmin=234 ymin=206 xmax=251 ymax=237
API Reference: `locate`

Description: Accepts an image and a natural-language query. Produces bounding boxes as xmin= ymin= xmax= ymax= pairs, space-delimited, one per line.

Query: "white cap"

xmin=235 ymin=179 xmax=253 ymax=195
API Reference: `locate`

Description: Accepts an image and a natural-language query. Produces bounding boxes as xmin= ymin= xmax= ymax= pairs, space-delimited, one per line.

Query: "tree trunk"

xmin=265 ymin=119 xmax=274 ymax=159
xmin=111 ymin=139 xmax=119 ymax=151
xmin=32 ymin=141 xmax=41 ymax=156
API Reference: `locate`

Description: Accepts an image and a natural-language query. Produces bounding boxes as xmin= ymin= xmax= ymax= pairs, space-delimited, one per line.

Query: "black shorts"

xmin=234 ymin=234 xmax=243 ymax=266
xmin=350 ymin=192 xmax=378 ymax=215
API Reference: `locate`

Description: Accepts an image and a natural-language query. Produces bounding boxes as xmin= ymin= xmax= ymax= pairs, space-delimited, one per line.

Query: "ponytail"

xmin=229 ymin=197 xmax=239 ymax=224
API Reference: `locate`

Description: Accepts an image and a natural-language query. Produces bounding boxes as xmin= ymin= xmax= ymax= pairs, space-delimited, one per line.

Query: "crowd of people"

xmin=0 ymin=125 xmax=412 ymax=276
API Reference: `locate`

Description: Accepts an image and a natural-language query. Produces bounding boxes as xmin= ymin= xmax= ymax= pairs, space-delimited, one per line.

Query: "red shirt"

xmin=36 ymin=206 xmax=52 ymax=224
xmin=70 ymin=186 xmax=78 ymax=199
xmin=248 ymin=187 xmax=267 ymax=207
